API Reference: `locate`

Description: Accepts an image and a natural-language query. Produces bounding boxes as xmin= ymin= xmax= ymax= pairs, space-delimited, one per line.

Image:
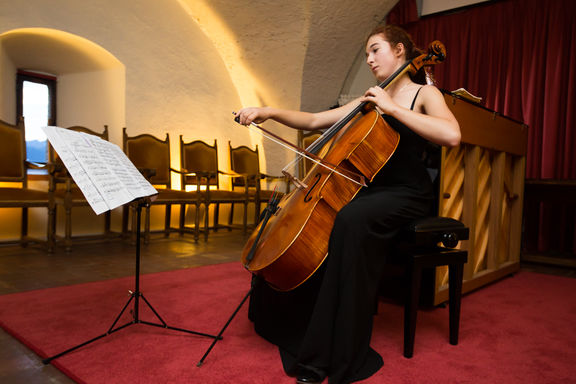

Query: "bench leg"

xmin=448 ymin=262 xmax=464 ymax=345
xmin=404 ymin=262 xmax=422 ymax=358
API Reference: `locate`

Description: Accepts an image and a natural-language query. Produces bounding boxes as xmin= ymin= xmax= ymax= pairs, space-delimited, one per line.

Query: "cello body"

xmin=241 ymin=109 xmax=399 ymax=290
xmin=240 ymin=41 xmax=446 ymax=291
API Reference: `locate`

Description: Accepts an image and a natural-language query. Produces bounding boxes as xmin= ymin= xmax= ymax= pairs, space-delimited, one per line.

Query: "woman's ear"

xmin=394 ymin=42 xmax=406 ymax=59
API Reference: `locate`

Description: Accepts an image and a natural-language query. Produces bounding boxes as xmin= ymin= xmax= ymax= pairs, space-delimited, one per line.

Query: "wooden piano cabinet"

xmin=430 ymin=92 xmax=528 ymax=305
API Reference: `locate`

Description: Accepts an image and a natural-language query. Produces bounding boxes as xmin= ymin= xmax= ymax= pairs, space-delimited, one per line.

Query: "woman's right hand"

xmin=235 ymin=107 xmax=271 ymax=126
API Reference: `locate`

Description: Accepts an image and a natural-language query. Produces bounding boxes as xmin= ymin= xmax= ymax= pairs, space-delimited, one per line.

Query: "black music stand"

xmin=43 ymin=197 xmax=220 ymax=364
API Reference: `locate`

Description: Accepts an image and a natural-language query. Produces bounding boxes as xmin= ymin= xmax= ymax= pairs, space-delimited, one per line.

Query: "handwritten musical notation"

xmin=43 ymin=126 xmax=158 ymax=215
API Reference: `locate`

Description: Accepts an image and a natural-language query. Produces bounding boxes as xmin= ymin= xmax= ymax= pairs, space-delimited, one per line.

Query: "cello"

xmin=239 ymin=41 xmax=446 ymax=291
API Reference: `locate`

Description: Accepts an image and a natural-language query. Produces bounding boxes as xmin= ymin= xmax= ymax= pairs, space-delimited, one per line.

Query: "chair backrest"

xmin=0 ymin=118 xmax=27 ymax=185
xmin=180 ymin=137 xmax=219 ymax=190
xmin=49 ymin=125 xmax=109 ymax=181
xmin=123 ymin=128 xmax=171 ymax=188
xmin=299 ymin=131 xmax=323 ymax=176
xmin=228 ymin=141 xmax=260 ymax=188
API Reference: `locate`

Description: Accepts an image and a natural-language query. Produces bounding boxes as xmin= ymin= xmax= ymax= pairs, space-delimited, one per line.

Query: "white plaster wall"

xmin=0 ymin=0 xmax=247 ymax=238
xmin=0 ymin=0 xmax=399 ymax=240
xmin=339 ymin=48 xmax=380 ymax=105
xmin=58 ymin=69 xmax=125 ymax=143
xmin=0 ymin=0 xmax=248 ymax=169
xmin=0 ymin=42 xmax=16 ymax=123
xmin=300 ymin=0 xmax=396 ymax=112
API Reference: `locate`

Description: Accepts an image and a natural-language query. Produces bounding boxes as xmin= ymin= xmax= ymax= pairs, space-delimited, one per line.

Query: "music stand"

xmin=43 ymin=197 xmax=220 ymax=364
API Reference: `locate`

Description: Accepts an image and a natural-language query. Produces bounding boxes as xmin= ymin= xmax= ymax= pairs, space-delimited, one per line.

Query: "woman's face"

xmin=365 ymin=34 xmax=404 ymax=82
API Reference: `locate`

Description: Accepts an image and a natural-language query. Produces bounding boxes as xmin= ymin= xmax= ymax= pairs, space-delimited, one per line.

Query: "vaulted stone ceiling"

xmin=179 ymin=0 xmax=398 ymax=111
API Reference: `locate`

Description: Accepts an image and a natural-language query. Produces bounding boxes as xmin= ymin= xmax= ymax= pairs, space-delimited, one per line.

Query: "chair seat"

xmin=208 ymin=189 xmax=251 ymax=202
xmin=0 ymin=187 xmax=52 ymax=206
xmin=260 ymin=189 xmax=284 ymax=201
xmin=151 ymin=189 xmax=204 ymax=204
xmin=53 ymin=187 xmax=89 ymax=205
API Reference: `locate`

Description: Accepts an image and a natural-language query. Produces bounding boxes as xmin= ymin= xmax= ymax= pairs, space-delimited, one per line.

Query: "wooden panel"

xmin=431 ymin=93 xmax=526 ymax=305
xmin=443 ymin=93 xmax=528 ymax=156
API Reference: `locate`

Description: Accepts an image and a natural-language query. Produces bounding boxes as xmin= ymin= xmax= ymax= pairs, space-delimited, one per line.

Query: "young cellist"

xmin=235 ymin=25 xmax=460 ymax=384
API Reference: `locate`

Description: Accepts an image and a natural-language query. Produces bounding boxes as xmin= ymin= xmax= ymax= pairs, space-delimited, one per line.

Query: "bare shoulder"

xmin=417 ymin=85 xmax=450 ymax=115
xmin=419 ymin=84 xmax=444 ymax=99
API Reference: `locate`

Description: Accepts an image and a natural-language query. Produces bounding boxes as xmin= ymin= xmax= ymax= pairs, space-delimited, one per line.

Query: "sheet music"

xmin=84 ymin=135 xmax=157 ymax=200
xmin=43 ymin=126 xmax=157 ymax=215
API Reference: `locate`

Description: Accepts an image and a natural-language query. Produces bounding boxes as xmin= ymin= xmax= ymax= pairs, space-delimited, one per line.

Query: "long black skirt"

xmin=248 ymin=185 xmax=433 ymax=384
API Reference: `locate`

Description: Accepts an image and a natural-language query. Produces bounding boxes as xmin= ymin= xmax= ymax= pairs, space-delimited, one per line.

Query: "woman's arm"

xmin=362 ymin=85 xmax=461 ymax=147
xmin=235 ymin=98 xmax=362 ymax=131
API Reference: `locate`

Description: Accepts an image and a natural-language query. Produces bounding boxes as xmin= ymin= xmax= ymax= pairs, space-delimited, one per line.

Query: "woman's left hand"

xmin=361 ymin=86 xmax=397 ymax=115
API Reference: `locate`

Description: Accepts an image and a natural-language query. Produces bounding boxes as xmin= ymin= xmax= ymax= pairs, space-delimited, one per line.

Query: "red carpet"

xmin=1 ymin=263 xmax=575 ymax=383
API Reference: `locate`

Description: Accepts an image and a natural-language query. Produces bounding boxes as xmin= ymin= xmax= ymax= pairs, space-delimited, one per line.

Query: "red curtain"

xmin=389 ymin=0 xmax=576 ymax=179
xmin=388 ymin=0 xmax=576 ymax=253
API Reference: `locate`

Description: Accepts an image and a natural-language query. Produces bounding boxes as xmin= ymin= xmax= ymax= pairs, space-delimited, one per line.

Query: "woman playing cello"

xmin=235 ymin=25 xmax=460 ymax=384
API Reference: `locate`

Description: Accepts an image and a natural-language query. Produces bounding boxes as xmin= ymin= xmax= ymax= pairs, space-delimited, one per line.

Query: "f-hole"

xmin=303 ymin=173 xmax=321 ymax=202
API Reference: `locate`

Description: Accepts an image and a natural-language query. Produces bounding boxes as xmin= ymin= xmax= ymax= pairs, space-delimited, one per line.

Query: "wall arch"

xmin=0 ymin=27 xmax=125 ymax=141
xmin=0 ymin=28 xmax=126 ymax=239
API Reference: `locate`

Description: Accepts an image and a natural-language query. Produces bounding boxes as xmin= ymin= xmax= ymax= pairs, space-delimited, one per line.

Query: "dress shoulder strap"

xmin=410 ymin=86 xmax=424 ymax=111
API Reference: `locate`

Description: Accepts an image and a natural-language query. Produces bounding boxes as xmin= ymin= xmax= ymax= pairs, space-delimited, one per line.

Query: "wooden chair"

xmin=228 ymin=141 xmax=285 ymax=232
xmin=298 ymin=130 xmax=323 ymax=177
xmin=179 ymin=137 xmax=248 ymax=240
xmin=122 ymin=129 xmax=202 ymax=243
xmin=0 ymin=118 xmax=55 ymax=251
xmin=48 ymin=125 xmax=113 ymax=251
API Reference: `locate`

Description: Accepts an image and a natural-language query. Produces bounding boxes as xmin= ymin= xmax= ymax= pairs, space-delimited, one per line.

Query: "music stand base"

xmin=43 ymin=198 xmax=219 ymax=365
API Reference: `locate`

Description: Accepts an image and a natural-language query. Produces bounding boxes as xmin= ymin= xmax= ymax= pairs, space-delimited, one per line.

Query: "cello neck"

xmin=307 ymin=60 xmax=413 ymax=155
xmin=306 ymin=40 xmax=445 ymax=155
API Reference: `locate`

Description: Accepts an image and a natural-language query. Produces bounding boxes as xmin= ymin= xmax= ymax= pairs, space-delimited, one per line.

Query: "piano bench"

xmin=390 ymin=216 xmax=469 ymax=358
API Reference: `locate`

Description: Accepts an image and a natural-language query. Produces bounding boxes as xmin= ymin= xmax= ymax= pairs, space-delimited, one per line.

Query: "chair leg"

xmin=404 ymin=261 xmax=422 ymax=358
xmin=104 ymin=211 xmax=111 ymax=236
xmin=228 ymin=203 xmax=235 ymax=230
xmin=193 ymin=203 xmax=200 ymax=242
xmin=144 ymin=205 xmax=151 ymax=245
xmin=213 ymin=203 xmax=220 ymax=232
xmin=130 ymin=204 xmax=137 ymax=244
xmin=448 ymin=262 xmax=465 ymax=345
xmin=254 ymin=199 xmax=261 ymax=226
xmin=204 ymin=203 xmax=210 ymax=241
xmin=65 ymin=205 xmax=72 ymax=252
xmin=164 ymin=204 xmax=172 ymax=237
xmin=243 ymin=202 xmax=248 ymax=233
xmin=122 ymin=205 xmax=129 ymax=238
xmin=179 ymin=203 xmax=186 ymax=236
xmin=21 ymin=207 xmax=29 ymax=247
xmin=47 ymin=204 xmax=55 ymax=253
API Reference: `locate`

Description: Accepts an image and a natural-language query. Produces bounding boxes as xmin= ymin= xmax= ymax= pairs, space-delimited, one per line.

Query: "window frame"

xmin=16 ymin=71 xmax=57 ymax=176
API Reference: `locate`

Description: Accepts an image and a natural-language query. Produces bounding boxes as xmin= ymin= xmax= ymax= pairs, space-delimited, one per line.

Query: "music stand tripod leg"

xmin=43 ymin=198 xmax=220 ymax=365
xmin=197 ymin=286 xmax=253 ymax=367
xmin=196 ymin=201 xmax=281 ymax=366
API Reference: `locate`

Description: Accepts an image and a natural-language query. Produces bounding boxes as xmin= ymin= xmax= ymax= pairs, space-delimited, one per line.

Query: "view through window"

xmin=17 ymin=72 xmax=56 ymax=167
xmin=23 ymin=80 xmax=49 ymax=163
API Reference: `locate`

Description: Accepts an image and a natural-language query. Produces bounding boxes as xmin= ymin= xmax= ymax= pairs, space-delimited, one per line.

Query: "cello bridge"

xmin=282 ymin=170 xmax=308 ymax=190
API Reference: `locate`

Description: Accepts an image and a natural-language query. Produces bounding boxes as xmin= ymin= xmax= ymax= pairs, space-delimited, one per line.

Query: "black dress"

xmin=248 ymin=90 xmax=435 ymax=384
